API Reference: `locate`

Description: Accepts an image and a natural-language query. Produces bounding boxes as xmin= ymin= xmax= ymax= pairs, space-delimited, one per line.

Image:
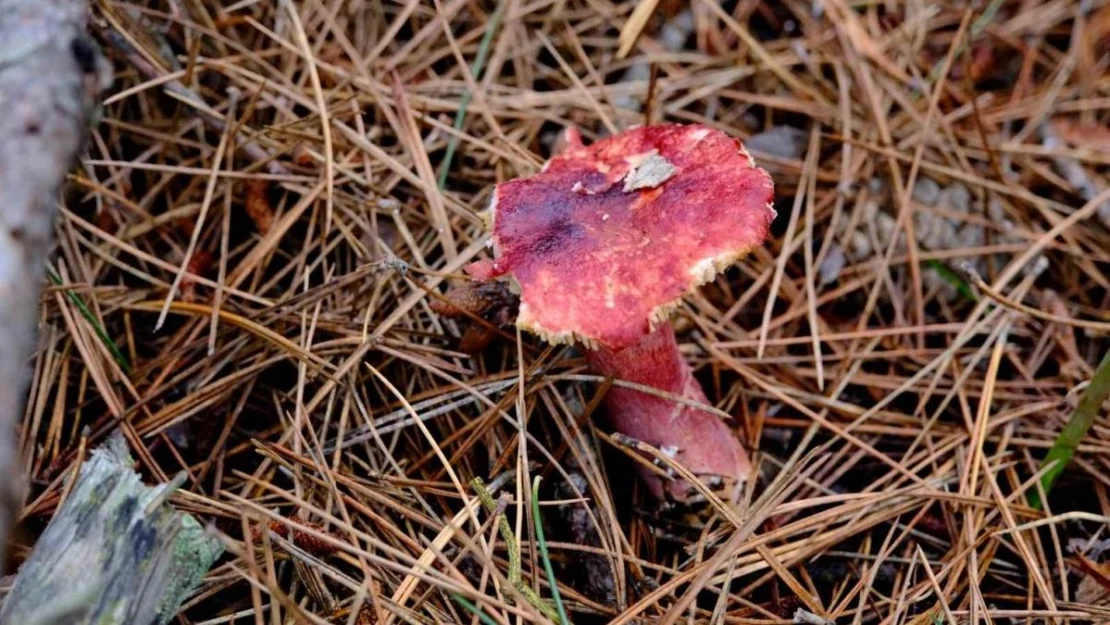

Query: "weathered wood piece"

xmin=0 ymin=0 xmax=108 ymax=565
xmin=0 ymin=433 xmax=223 ymax=625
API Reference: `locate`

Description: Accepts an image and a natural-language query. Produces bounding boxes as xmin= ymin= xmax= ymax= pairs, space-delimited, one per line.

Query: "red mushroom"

xmin=467 ymin=124 xmax=775 ymax=502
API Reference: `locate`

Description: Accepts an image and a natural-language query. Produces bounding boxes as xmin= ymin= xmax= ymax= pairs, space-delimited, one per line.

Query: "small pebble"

xmin=911 ymin=177 xmax=941 ymax=206
xmin=818 ymin=242 xmax=846 ymax=286
xmin=747 ymin=126 xmax=807 ymax=160
xmin=938 ymin=182 xmax=970 ymax=214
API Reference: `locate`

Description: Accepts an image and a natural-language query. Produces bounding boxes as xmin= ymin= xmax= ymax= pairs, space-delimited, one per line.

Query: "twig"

xmin=0 ymin=0 xmax=108 ymax=567
xmin=966 ymin=266 xmax=1110 ymax=333
xmin=0 ymin=432 xmax=223 ymax=624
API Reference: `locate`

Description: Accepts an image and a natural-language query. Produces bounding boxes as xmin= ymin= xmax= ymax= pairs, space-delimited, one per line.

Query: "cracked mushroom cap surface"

xmin=467 ymin=124 xmax=776 ymax=351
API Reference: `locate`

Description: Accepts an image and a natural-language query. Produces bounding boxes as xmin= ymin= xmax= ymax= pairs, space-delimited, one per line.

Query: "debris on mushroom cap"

xmin=466 ymin=124 xmax=776 ymax=350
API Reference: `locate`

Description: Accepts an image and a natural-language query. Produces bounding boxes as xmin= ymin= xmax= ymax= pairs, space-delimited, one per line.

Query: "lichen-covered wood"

xmin=0 ymin=433 xmax=223 ymax=625
xmin=0 ymin=0 xmax=109 ymax=566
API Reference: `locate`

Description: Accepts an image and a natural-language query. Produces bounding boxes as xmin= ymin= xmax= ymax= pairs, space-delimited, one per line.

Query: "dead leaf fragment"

xmin=244 ymin=179 xmax=274 ymax=234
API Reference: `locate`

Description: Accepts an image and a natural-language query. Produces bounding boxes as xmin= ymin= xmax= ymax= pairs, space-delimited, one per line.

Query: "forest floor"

xmin=8 ymin=0 xmax=1110 ymax=623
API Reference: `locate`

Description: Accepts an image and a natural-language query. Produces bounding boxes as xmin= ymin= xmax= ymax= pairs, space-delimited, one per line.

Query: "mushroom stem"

xmin=586 ymin=323 xmax=750 ymax=502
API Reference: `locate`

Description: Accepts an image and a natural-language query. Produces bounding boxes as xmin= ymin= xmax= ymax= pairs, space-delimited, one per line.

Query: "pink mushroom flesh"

xmin=467 ymin=123 xmax=775 ymax=501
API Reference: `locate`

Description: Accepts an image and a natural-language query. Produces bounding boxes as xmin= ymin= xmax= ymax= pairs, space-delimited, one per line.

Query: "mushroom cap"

xmin=467 ymin=123 xmax=775 ymax=351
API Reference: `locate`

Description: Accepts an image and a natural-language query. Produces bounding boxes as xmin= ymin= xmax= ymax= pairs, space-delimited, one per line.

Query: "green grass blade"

xmin=1030 ymin=349 xmax=1110 ymax=510
xmin=47 ymin=267 xmax=131 ymax=374
xmin=436 ymin=0 xmax=506 ymax=190
xmin=451 ymin=593 xmax=501 ymax=625
xmin=925 ymin=260 xmax=977 ymax=303
xmin=531 ymin=476 xmax=569 ymax=625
